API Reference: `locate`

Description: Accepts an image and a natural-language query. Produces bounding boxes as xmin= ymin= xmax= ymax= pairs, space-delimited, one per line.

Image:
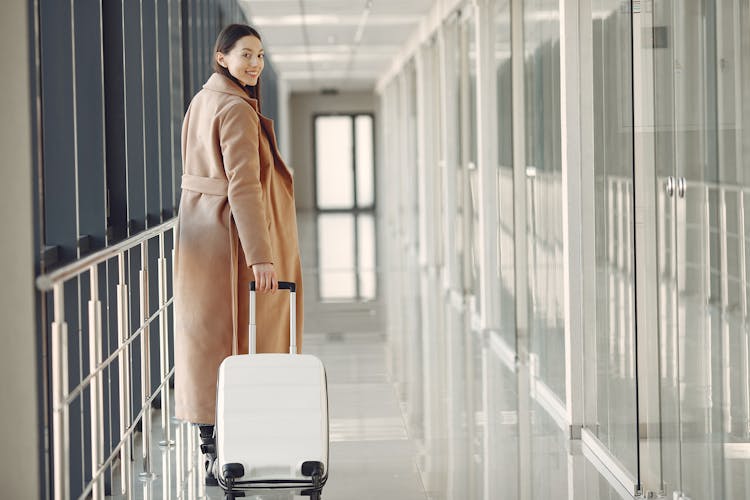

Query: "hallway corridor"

xmin=5 ymin=0 xmax=750 ymax=498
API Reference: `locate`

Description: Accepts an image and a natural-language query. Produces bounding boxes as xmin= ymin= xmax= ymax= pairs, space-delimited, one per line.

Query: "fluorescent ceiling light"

xmin=252 ymin=15 xmax=420 ymax=26
xmin=281 ymin=70 xmax=380 ymax=78
xmin=252 ymin=15 xmax=340 ymax=26
xmin=268 ymin=45 xmax=401 ymax=55
xmin=271 ymin=52 xmax=393 ymax=63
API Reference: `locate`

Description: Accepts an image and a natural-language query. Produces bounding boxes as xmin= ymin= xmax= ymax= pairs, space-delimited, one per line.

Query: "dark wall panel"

xmin=143 ymin=0 xmax=161 ymax=228
xmin=158 ymin=0 xmax=174 ymax=220
xmin=73 ymin=0 xmax=106 ymax=253
xmin=40 ymin=0 xmax=76 ymax=264
xmin=103 ymin=0 xmax=128 ymax=244
xmin=123 ymin=2 xmax=146 ymax=235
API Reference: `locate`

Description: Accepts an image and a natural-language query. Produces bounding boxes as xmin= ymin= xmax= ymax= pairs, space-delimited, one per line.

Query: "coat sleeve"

xmin=219 ymin=101 xmax=273 ymax=267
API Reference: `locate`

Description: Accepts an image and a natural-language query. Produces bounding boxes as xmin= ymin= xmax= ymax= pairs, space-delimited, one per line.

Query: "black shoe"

xmin=204 ymin=456 xmax=219 ymax=486
xmin=198 ymin=424 xmax=215 ymax=444
xmin=199 ymin=425 xmax=218 ymax=486
xmin=203 ymin=450 xmax=219 ymax=486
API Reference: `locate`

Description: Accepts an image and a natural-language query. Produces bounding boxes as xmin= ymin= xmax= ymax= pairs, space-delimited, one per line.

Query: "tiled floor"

xmin=114 ymin=330 xmax=427 ymax=500
xmin=112 ymin=305 xmax=638 ymax=500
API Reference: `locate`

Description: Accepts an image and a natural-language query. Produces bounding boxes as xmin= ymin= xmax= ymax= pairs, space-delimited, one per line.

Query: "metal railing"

xmin=36 ymin=218 xmax=178 ymax=500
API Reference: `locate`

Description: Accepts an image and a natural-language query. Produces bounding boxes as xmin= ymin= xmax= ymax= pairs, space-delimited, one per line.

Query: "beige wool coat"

xmin=174 ymin=72 xmax=304 ymax=425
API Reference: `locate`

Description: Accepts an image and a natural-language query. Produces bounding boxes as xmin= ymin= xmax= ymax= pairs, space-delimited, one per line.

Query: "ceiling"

xmin=237 ymin=0 xmax=435 ymax=93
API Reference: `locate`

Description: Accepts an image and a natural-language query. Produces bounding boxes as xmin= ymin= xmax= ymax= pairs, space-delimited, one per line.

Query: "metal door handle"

xmin=677 ymin=177 xmax=686 ymax=198
xmin=665 ymin=176 xmax=675 ymax=197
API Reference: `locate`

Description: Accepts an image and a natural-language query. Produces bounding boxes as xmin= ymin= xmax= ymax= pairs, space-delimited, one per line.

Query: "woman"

xmin=173 ymin=24 xmax=304 ymax=482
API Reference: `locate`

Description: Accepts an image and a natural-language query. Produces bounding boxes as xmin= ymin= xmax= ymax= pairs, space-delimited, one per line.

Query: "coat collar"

xmin=203 ymin=72 xmax=259 ymax=112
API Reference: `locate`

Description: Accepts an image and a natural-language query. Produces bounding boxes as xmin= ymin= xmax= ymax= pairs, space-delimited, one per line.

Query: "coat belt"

xmin=181 ymin=174 xmax=228 ymax=196
xmin=181 ymin=173 xmax=241 ymax=355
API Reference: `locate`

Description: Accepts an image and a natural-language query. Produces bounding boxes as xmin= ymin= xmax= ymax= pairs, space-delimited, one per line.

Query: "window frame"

xmin=312 ymin=112 xmax=377 ymax=213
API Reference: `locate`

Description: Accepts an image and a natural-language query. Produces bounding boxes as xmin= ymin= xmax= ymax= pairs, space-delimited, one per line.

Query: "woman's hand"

xmin=252 ymin=262 xmax=278 ymax=293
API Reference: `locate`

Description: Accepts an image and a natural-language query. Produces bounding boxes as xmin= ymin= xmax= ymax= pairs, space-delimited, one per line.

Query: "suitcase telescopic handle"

xmin=248 ymin=281 xmax=297 ymax=355
xmin=250 ymin=281 xmax=296 ymax=292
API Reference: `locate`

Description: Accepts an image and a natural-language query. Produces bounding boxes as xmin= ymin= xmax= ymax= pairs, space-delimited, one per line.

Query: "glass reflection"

xmin=483 ymin=334 xmax=519 ymax=499
xmin=714 ymin=4 xmax=750 ymax=497
xmin=316 ymin=213 xmax=377 ymax=302
xmin=523 ymin=0 xmax=565 ymax=403
xmin=458 ymin=10 xmax=481 ymax=308
xmin=589 ymin=0 xmax=638 ymax=478
xmin=357 ymin=214 xmax=376 ymax=300
xmin=531 ymin=400 xmax=569 ymax=500
xmin=495 ymin=0 xmax=516 ymax=347
xmin=383 ymin=233 xmax=640 ymax=500
xmin=379 ymin=0 xmax=750 ymax=497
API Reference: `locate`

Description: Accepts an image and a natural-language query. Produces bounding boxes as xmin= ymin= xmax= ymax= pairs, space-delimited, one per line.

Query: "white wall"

xmin=0 ymin=0 xmax=41 ymax=496
xmin=289 ymin=91 xmax=378 ymax=212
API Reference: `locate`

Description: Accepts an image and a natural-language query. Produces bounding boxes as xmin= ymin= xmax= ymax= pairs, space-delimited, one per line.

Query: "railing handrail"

xmin=36 ymin=218 xmax=178 ymax=291
xmin=37 ymin=217 xmax=179 ymax=499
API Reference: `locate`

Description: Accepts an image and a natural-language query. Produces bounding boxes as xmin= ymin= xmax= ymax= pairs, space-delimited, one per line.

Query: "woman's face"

xmin=216 ymin=35 xmax=264 ymax=87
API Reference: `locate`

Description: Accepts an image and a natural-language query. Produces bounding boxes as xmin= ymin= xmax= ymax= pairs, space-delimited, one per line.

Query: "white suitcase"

xmin=214 ymin=281 xmax=329 ymax=498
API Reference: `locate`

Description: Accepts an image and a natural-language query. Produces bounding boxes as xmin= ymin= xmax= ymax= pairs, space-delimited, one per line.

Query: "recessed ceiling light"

xmin=252 ymin=15 xmax=341 ymax=26
xmin=251 ymin=15 xmax=420 ymax=26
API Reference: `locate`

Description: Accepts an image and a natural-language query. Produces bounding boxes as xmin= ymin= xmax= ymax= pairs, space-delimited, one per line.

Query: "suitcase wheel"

xmin=221 ymin=462 xmax=245 ymax=491
xmin=300 ymin=489 xmax=322 ymax=500
xmin=223 ymin=492 xmax=245 ymax=499
xmin=301 ymin=461 xmax=325 ymax=490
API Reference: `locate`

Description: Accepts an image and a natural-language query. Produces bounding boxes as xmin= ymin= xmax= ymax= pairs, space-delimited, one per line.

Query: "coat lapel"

xmin=203 ymin=73 xmax=294 ymax=185
xmin=203 ymin=73 xmax=256 ymax=105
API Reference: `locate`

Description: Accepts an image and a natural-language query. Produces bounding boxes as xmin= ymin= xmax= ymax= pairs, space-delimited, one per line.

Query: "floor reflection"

xmin=380 ymin=240 xmax=639 ymax=499
xmin=314 ymin=212 xmax=377 ymax=302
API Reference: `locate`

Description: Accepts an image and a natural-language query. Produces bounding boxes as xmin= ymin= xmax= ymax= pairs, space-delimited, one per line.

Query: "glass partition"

xmin=647 ymin=1 xmax=725 ymax=496
xmin=719 ymin=3 xmax=750 ymax=499
xmin=458 ymin=8 xmax=480 ymax=304
xmin=377 ymin=0 xmax=750 ymax=497
xmin=587 ymin=0 xmax=639 ymax=479
xmin=495 ymin=0 xmax=516 ymax=347
xmin=523 ymin=0 xmax=565 ymax=403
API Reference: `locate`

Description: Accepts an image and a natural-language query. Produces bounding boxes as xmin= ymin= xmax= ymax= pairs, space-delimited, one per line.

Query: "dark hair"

xmin=213 ymin=24 xmax=263 ymax=111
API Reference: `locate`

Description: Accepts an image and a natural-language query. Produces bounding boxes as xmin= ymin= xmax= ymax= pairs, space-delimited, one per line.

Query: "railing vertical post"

xmin=117 ymin=252 xmax=133 ymax=498
xmin=175 ymin=422 xmax=183 ymax=493
xmin=139 ymin=241 xmax=155 ymax=480
xmin=51 ymin=282 xmax=69 ymax=500
xmin=88 ymin=265 xmax=104 ymax=499
xmin=186 ymin=422 xmax=195 ymax=499
xmin=160 ymin=438 xmax=172 ymax=500
xmin=158 ymin=232 xmax=174 ymax=446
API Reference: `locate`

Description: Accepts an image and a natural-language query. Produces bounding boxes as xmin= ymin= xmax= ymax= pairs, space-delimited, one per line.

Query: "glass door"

xmin=639 ymin=1 xmax=725 ymax=497
xmin=715 ymin=1 xmax=750 ymax=499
